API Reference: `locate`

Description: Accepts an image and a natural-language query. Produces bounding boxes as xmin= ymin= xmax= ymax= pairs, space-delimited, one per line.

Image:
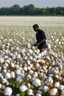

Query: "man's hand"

xmin=37 ymin=43 xmax=39 ymax=46
xmin=32 ymin=42 xmax=37 ymax=46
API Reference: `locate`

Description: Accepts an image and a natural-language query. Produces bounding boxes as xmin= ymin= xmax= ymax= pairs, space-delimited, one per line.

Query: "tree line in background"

xmin=0 ymin=4 xmax=64 ymax=16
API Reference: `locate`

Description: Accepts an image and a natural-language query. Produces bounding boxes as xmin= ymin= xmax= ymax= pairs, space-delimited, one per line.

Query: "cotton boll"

xmin=36 ymin=93 xmax=41 ymax=96
xmin=32 ymin=53 xmax=36 ymax=57
xmin=1 ymin=84 xmax=5 ymax=89
xmin=44 ymin=77 xmax=53 ymax=86
xmin=43 ymin=67 xmax=48 ymax=73
xmin=59 ymin=65 xmax=63 ymax=70
xmin=41 ymin=60 xmax=45 ymax=64
xmin=29 ymin=70 xmax=33 ymax=74
xmin=29 ymin=56 xmax=33 ymax=60
xmin=33 ymin=72 xmax=38 ymax=78
xmin=55 ymin=75 xmax=59 ymax=79
xmin=24 ymin=67 xmax=27 ymax=71
xmin=16 ymin=76 xmax=21 ymax=82
xmin=59 ymin=42 xmax=61 ymax=45
xmin=17 ymin=54 xmax=21 ymax=59
xmin=27 ymin=43 xmax=31 ymax=48
xmin=58 ymin=76 xmax=62 ymax=81
xmin=48 ymin=43 xmax=51 ymax=49
xmin=15 ymin=65 xmax=19 ymax=69
xmin=46 ymin=56 xmax=50 ymax=60
xmin=0 ymin=57 xmax=4 ymax=63
xmin=43 ymin=50 xmax=47 ymax=55
xmin=19 ymin=85 xmax=27 ymax=92
xmin=0 ymin=84 xmax=2 ymax=89
xmin=27 ymin=89 xmax=34 ymax=95
xmin=24 ymin=56 xmax=28 ymax=60
xmin=37 ymin=90 xmax=42 ymax=94
xmin=21 ymin=49 xmax=26 ymax=53
xmin=54 ymin=82 xmax=60 ymax=88
xmin=49 ymin=50 xmax=54 ymax=56
xmin=3 ymin=69 xmax=7 ymax=75
xmin=28 ymin=49 xmax=33 ymax=54
xmin=5 ymin=59 xmax=10 ymax=64
xmin=60 ymin=85 xmax=64 ymax=91
xmin=3 ymin=65 xmax=7 ymax=69
xmin=0 ymin=73 xmax=3 ymax=79
xmin=18 ymin=78 xmax=23 ymax=83
xmin=27 ymin=74 xmax=32 ymax=80
xmin=30 ymin=64 xmax=33 ymax=69
xmin=0 ymin=66 xmax=2 ymax=71
xmin=42 ymin=74 xmax=47 ymax=82
xmin=36 ymin=49 xmax=40 ymax=54
xmin=36 ymin=63 xmax=40 ymax=69
xmin=35 ymin=55 xmax=38 ymax=59
xmin=5 ymin=50 xmax=10 ymax=54
xmin=16 ymin=47 xmax=19 ymax=51
xmin=4 ymin=87 xmax=12 ymax=96
xmin=10 ymin=72 xmax=15 ymax=79
xmin=4 ymin=63 xmax=9 ymax=68
xmin=5 ymin=72 xmax=11 ymax=79
xmin=27 ymin=83 xmax=31 ymax=88
xmin=4 ymin=55 xmax=9 ymax=59
xmin=49 ymin=66 xmax=52 ymax=70
xmin=39 ymin=72 xmax=44 ymax=78
xmin=1 ymin=36 xmax=4 ymax=39
xmin=41 ymin=52 xmax=44 ymax=56
xmin=27 ymin=53 xmax=30 ymax=56
xmin=55 ymin=39 xmax=59 ymax=43
xmin=54 ymin=70 xmax=59 ymax=75
xmin=55 ymin=67 xmax=59 ymax=71
xmin=16 ymin=94 xmax=20 ymax=96
xmin=12 ymin=54 xmax=17 ymax=60
xmin=62 ymin=78 xmax=64 ymax=82
xmin=33 ymin=58 xmax=37 ymax=62
xmin=28 ymin=66 xmax=31 ymax=70
xmin=2 ymin=78 xmax=8 ymax=84
xmin=21 ymin=36 xmax=25 ymax=41
xmin=43 ymin=86 xmax=49 ymax=92
xmin=38 ymin=54 xmax=41 ymax=59
xmin=15 ymin=69 xmax=21 ymax=75
xmin=10 ymin=63 xmax=15 ymax=68
xmin=27 ymin=60 xmax=31 ymax=65
xmin=49 ymin=73 xmax=53 ymax=77
xmin=32 ymin=79 xmax=41 ymax=87
xmin=8 ymin=70 xmax=10 ymax=72
xmin=49 ymin=88 xmax=58 ymax=96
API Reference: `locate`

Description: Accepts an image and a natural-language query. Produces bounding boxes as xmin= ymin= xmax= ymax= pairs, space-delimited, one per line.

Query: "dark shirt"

xmin=36 ymin=29 xmax=47 ymax=49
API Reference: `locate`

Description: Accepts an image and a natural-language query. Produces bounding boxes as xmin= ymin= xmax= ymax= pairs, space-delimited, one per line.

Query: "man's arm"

xmin=37 ymin=39 xmax=46 ymax=46
xmin=37 ymin=30 xmax=46 ymax=46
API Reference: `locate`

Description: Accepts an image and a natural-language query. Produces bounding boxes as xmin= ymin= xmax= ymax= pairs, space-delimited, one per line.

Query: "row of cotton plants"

xmin=0 ymin=37 xmax=64 ymax=96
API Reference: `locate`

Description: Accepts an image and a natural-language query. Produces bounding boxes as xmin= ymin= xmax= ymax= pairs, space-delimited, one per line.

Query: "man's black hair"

xmin=33 ymin=24 xmax=39 ymax=29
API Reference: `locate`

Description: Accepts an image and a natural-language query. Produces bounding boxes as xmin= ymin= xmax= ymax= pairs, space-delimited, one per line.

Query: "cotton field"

xmin=0 ymin=16 xmax=64 ymax=96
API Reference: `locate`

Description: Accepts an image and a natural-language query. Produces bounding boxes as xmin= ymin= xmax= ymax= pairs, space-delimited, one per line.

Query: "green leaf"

xmin=20 ymin=91 xmax=27 ymax=96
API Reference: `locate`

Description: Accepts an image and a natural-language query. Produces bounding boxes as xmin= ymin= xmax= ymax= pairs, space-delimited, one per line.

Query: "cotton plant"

xmin=0 ymin=36 xmax=64 ymax=96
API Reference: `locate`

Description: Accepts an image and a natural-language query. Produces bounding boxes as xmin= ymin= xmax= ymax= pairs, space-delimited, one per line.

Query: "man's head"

xmin=33 ymin=24 xmax=39 ymax=32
